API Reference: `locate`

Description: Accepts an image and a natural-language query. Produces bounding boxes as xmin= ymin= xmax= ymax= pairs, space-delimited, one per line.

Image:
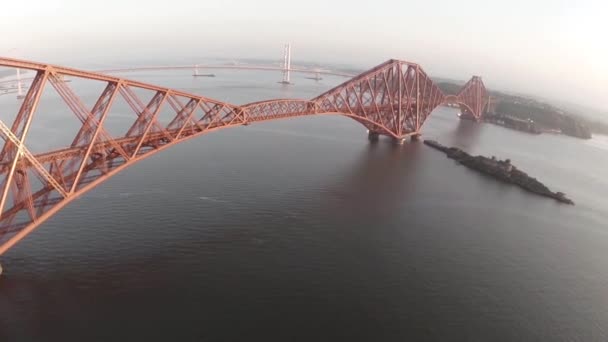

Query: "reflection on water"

xmin=451 ymin=118 xmax=485 ymax=148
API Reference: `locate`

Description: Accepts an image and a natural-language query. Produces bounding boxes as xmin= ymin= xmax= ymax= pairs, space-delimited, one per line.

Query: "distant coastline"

xmin=438 ymin=81 xmax=594 ymax=139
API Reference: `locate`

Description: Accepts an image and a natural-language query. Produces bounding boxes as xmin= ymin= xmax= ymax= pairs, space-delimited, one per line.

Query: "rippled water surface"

xmin=0 ymin=68 xmax=607 ymax=341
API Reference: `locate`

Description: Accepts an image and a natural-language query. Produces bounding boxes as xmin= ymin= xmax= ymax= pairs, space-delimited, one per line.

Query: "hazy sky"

xmin=1 ymin=0 xmax=606 ymax=111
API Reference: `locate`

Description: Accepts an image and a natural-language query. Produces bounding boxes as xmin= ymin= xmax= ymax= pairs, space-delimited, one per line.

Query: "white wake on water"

xmin=198 ymin=196 xmax=230 ymax=204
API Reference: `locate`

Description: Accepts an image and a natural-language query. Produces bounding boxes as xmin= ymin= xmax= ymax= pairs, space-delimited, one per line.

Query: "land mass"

xmin=437 ymin=81 xmax=594 ymax=139
xmin=424 ymin=140 xmax=574 ymax=205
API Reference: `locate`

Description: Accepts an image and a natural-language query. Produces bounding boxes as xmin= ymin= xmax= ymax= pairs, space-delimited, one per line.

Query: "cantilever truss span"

xmin=0 ymin=57 xmax=487 ymax=255
xmin=444 ymin=76 xmax=488 ymax=121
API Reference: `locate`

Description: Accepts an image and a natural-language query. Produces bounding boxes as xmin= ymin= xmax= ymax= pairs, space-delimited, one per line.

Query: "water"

xmin=1 ymin=68 xmax=608 ymax=341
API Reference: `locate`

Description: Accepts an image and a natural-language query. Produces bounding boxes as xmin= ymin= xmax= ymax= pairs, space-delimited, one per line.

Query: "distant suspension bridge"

xmin=0 ymin=44 xmax=353 ymax=98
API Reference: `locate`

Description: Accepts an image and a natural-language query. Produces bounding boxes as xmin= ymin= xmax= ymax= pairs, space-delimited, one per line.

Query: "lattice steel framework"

xmin=454 ymin=76 xmax=488 ymax=120
xmin=0 ymin=57 xmax=484 ymax=255
xmin=315 ymin=60 xmax=446 ymax=138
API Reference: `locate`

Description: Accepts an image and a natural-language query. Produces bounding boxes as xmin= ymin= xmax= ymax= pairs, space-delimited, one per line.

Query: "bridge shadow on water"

xmin=445 ymin=119 xmax=485 ymax=150
xmin=321 ymin=139 xmax=426 ymax=221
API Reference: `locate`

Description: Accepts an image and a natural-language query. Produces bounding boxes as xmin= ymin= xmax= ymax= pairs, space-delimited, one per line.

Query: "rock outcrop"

xmin=424 ymin=140 xmax=574 ymax=205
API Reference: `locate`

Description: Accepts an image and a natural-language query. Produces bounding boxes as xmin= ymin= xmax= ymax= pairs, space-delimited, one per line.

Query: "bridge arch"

xmin=0 ymin=105 xmax=410 ymax=255
xmin=443 ymin=95 xmax=478 ymax=119
xmin=0 ymin=56 xmax=484 ymax=255
xmin=449 ymin=76 xmax=488 ymax=120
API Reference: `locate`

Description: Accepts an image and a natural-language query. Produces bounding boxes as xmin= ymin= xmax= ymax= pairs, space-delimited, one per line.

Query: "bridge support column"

xmin=411 ymin=133 xmax=421 ymax=142
xmin=392 ymin=137 xmax=406 ymax=145
xmin=0 ymin=262 xmax=3 ymax=277
xmin=368 ymin=131 xmax=379 ymax=142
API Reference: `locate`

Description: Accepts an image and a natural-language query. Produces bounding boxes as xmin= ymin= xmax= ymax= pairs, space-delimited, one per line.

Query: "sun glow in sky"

xmin=1 ymin=0 xmax=606 ymax=111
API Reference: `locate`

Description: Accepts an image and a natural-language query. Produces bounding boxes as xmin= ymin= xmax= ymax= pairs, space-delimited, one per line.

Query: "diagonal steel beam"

xmin=69 ymin=82 xmax=120 ymax=194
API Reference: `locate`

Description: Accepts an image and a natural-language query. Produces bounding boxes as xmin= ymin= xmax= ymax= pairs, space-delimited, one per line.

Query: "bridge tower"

xmin=279 ymin=43 xmax=292 ymax=84
xmin=457 ymin=76 xmax=488 ymax=121
xmin=16 ymin=68 xmax=24 ymax=100
xmin=313 ymin=59 xmax=445 ymax=143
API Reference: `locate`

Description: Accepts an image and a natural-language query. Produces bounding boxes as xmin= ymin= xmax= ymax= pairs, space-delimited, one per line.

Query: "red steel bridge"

xmin=0 ymin=56 xmax=487 ymax=258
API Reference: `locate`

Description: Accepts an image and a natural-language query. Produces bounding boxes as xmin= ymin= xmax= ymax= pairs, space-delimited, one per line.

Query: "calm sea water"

xmin=0 ymin=67 xmax=607 ymax=341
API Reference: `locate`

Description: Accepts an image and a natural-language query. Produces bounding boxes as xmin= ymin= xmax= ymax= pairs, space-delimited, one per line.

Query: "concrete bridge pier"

xmin=0 ymin=262 xmax=3 ymax=277
xmin=367 ymin=131 xmax=380 ymax=142
xmin=393 ymin=137 xmax=406 ymax=145
xmin=411 ymin=133 xmax=421 ymax=142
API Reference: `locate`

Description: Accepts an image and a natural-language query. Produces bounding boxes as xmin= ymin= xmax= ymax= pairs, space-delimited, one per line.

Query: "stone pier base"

xmin=368 ymin=131 xmax=380 ymax=142
xmin=393 ymin=137 xmax=406 ymax=145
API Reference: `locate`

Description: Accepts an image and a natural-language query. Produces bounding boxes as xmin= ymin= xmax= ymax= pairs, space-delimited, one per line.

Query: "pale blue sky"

xmin=1 ymin=0 xmax=606 ymax=110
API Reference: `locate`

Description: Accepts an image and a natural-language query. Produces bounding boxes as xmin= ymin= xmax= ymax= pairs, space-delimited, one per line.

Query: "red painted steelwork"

xmin=0 ymin=57 xmax=486 ymax=255
xmin=448 ymin=76 xmax=489 ymax=120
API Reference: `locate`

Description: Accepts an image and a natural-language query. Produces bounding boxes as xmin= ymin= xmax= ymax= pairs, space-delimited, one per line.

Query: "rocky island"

xmin=424 ymin=140 xmax=574 ymax=205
